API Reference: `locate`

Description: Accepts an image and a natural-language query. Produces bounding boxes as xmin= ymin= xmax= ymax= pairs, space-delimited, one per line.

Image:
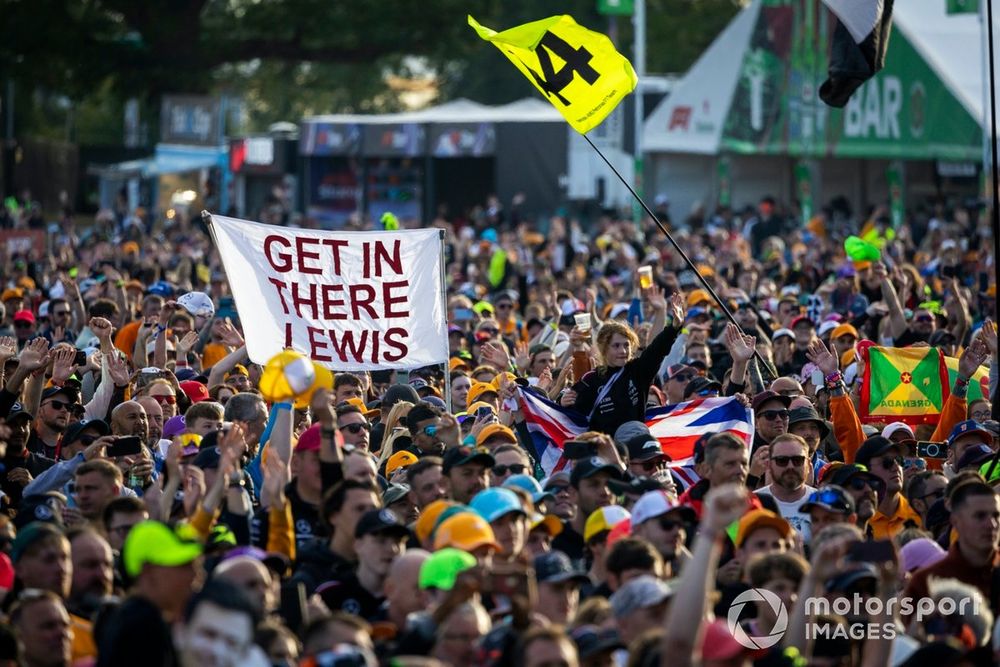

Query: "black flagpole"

xmin=582 ymin=134 xmax=777 ymax=382
xmin=987 ymin=0 xmax=1000 ymax=427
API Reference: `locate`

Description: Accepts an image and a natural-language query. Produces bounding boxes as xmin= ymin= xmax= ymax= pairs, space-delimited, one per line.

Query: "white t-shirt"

xmin=755 ymin=484 xmax=816 ymax=543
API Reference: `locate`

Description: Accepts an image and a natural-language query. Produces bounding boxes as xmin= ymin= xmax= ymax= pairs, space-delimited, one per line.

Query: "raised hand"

xmin=106 ymin=351 xmax=130 ymax=386
xmin=157 ymin=300 xmax=178 ymax=327
xmin=643 ymin=284 xmax=667 ymax=313
xmin=18 ymin=337 xmax=50 ymax=372
xmin=480 ymin=341 xmax=511 ymax=370
xmin=806 ymin=339 xmax=839 ymax=377
xmin=724 ymin=323 xmax=756 ymax=362
xmin=513 ymin=341 xmax=530 ymax=374
xmin=262 ymin=451 xmax=290 ymax=508
xmin=175 ymin=331 xmax=199 ymax=359
xmin=50 ymin=346 xmax=78 ymax=385
xmin=979 ymin=318 xmax=997 ymax=357
xmin=959 ymin=337 xmax=989 ymax=379
xmin=0 ymin=336 xmax=16 ymax=362
xmin=666 ymin=291 xmax=685 ymax=327
xmin=536 ymin=366 xmax=553 ymax=392
xmin=89 ymin=317 xmax=113 ymax=344
xmin=215 ymin=317 xmax=244 ymax=348
xmin=310 ymin=388 xmax=335 ymax=428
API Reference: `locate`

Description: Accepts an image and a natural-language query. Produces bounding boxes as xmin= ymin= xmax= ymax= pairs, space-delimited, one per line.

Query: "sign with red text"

xmin=209 ymin=214 xmax=447 ymax=370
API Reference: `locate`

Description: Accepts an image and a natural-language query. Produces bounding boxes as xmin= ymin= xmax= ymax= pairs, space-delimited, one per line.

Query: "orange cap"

xmin=386 ymin=451 xmax=419 ymax=477
xmin=734 ymin=509 xmax=791 ymax=547
xmin=490 ymin=372 xmax=517 ymax=391
xmin=686 ymin=289 xmax=711 ymax=307
xmin=467 ymin=382 xmax=498 ymax=406
xmin=415 ymin=500 xmax=458 ymax=544
xmin=476 ymin=424 xmax=517 ymax=447
xmin=433 ymin=513 xmax=501 ymax=552
xmin=831 ymin=324 xmax=858 ymax=341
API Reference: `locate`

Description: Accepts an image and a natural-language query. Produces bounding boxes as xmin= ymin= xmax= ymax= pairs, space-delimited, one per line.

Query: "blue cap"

xmin=147 ymin=280 xmax=174 ymax=297
xmin=947 ymin=419 xmax=992 ymax=447
xmin=503 ymin=474 xmax=554 ymax=504
xmin=470 ymin=488 xmax=526 ymax=523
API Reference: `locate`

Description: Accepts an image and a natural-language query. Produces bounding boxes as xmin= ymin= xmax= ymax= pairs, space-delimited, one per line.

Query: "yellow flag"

xmin=468 ymin=15 xmax=637 ymax=134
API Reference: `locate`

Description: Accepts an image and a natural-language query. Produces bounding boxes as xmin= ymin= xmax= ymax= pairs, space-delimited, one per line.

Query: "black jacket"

xmin=287 ymin=538 xmax=355 ymax=597
xmin=571 ymin=324 xmax=680 ymax=435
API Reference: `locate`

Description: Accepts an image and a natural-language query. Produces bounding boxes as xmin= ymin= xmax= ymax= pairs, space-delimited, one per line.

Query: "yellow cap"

xmin=584 ymin=506 xmax=631 ymax=543
xmin=467 ymin=382 xmax=498 ymax=406
xmin=686 ymin=289 xmax=711 ymax=308
xmin=123 ymin=520 xmax=202 ymax=577
xmin=433 ymin=513 xmax=501 ymax=552
xmin=476 ymin=424 xmax=517 ymax=447
xmin=415 ymin=500 xmax=457 ymax=544
xmin=734 ymin=509 xmax=791 ymax=547
xmin=386 ymin=451 xmax=419 ymax=477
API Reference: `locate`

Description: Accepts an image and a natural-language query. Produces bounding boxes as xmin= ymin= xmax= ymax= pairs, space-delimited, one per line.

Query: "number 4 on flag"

xmin=468 ymin=14 xmax=637 ymax=134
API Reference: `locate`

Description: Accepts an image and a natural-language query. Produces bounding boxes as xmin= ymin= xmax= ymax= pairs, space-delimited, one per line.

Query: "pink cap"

xmin=701 ymin=619 xmax=749 ymax=661
xmin=900 ymin=538 xmax=947 ymax=573
xmin=179 ymin=380 xmax=209 ymax=404
xmin=296 ymin=423 xmax=322 ymax=453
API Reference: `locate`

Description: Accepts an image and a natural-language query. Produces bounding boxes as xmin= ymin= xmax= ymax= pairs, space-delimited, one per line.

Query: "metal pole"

xmin=439 ymin=229 xmax=452 ymax=413
xmin=987 ymin=0 xmax=1000 ymax=422
xmin=583 ymin=134 xmax=775 ymax=379
xmin=632 ymin=0 xmax=645 ymax=227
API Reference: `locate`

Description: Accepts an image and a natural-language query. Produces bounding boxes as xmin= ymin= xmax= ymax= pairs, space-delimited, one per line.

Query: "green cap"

xmin=418 ymin=548 xmax=476 ymax=591
xmin=11 ymin=523 xmax=64 ymax=564
xmin=123 ymin=521 xmax=203 ymax=577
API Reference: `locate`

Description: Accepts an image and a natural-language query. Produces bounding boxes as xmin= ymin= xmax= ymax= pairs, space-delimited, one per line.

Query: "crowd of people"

xmin=0 ymin=192 xmax=993 ymax=667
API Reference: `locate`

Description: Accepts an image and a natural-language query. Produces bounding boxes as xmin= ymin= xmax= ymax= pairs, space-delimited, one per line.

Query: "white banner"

xmin=209 ymin=214 xmax=447 ymax=370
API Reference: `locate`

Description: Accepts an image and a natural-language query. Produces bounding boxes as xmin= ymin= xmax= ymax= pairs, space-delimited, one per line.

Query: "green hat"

xmin=418 ymin=547 xmax=476 ymax=591
xmin=979 ymin=460 xmax=1000 ymax=483
xmin=10 ymin=523 xmax=64 ymax=564
xmin=123 ymin=521 xmax=203 ymax=578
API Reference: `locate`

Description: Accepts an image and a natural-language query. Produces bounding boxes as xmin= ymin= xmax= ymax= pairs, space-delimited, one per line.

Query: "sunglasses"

xmin=903 ymin=458 xmax=926 ymax=471
xmin=151 ymin=394 xmax=177 ymax=405
xmin=761 ymin=409 xmax=790 ymax=421
xmin=640 ymin=459 xmax=665 ymax=472
xmin=423 ymin=425 xmax=438 ymax=437
xmin=14 ymin=321 xmax=32 ymax=329
xmin=696 ymin=389 xmax=719 ymax=398
xmin=671 ymin=374 xmax=694 ymax=384
xmin=340 ymin=423 xmax=370 ymax=434
xmin=915 ymin=315 xmax=934 ymax=323
xmin=493 ymin=463 xmax=526 ymax=476
xmin=847 ymin=477 xmax=881 ymax=492
xmin=496 ymin=303 xmax=513 ymax=310
xmin=548 ymin=485 xmax=571 ymax=495
xmin=52 ymin=310 xmax=70 ymax=318
xmin=879 ymin=456 xmax=904 ymax=469
xmin=44 ymin=399 xmax=74 ymax=412
xmin=479 ymin=327 xmax=500 ymax=335
xmin=658 ymin=517 xmax=685 ymax=531
xmin=806 ymin=489 xmax=852 ymax=513
xmin=772 ymin=455 xmax=806 ymax=468
xmin=77 ymin=434 xmax=97 ymax=446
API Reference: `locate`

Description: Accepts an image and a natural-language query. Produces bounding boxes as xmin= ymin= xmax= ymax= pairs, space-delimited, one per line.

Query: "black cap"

xmin=626 ymin=435 xmax=666 ymax=462
xmin=41 ymin=385 xmax=80 ymax=403
xmin=571 ymin=625 xmax=625 ymax=659
xmin=533 ymin=551 xmax=590 ymax=584
xmin=752 ymin=390 xmax=792 ymax=412
xmin=854 ymin=436 xmax=900 ymax=469
xmin=608 ymin=474 xmax=667 ymax=497
xmin=819 ymin=464 xmax=885 ymax=499
xmin=787 ymin=406 xmax=831 ymax=439
xmin=683 ymin=376 xmax=722 ymax=399
xmin=61 ymin=419 xmax=110 ymax=449
xmin=14 ymin=495 xmax=64 ymax=530
xmin=6 ymin=402 xmax=32 ymax=422
xmin=956 ymin=444 xmax=995 ymax=471
xmin=800 ymin=485 xmax=855 ymax=515
xmin=382 ymin=483 xmax=411 ymax=506
xmin=193 ymin=446 xmax=222 ymax=470
xmin=442 ymin=446 xmax=494 ymax=474
xmin=354 ymin=508 xmax=410 ymax=539
xmin=570 ymin=456 xmax=623 ymax=487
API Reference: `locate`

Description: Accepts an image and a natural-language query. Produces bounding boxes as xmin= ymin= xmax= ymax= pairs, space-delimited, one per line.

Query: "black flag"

xmin=820 ymin=0 xmax=894 ymax=108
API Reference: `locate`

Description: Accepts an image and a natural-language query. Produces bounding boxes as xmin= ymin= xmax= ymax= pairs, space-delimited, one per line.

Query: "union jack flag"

xmin=517 ymin=390 xmax=753 ymax=489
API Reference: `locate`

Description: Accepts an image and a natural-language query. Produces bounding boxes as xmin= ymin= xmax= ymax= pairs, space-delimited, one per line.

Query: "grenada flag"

xmin=860 ymin=346 xmax=950 ymax=425
xmin=945 ymin=356 xmax=990 ymax=403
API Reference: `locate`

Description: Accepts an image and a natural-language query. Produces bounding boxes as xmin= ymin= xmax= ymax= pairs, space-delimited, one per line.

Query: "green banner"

xmin=947 ymin=0 xmax=979 ymax=14
xmin=721 ymin=1 xmax=982 ymax=160
xmin=597 ymin=0 xmax=633 ymax=16
xmin=717 ymin=156 xmax=731 ymax=207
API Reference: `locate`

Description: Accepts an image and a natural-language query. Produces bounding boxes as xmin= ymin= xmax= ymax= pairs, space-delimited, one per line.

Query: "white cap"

xmin=881 ymin=422 xmax=915 ymax=440
xmin=817 ymin=321 xmax=838 ymax=337
xmin=772 ymin=328 xmax=794 ymax=342
xmin=609 ymin=303 xmax=630 ymax=319
xmin=176 ymin=291 xmax=215 ymax=319
xmin=630 ymin=490 xmax=693 ymax=527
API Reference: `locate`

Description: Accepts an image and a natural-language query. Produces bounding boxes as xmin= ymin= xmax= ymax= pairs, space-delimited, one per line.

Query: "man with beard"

xmin=442 ymin=446 xmax=493 ymax=505
xmin=110 ymin=401 xmax=154 ymax=492
xmin=787 ymin=405 xmax=830 ymax=480
xmin=754 ymin=434 xmax=816 ymax=542
xmin=904 ymin=480 xmax=1000 ymax=615
xmin=30 ymin=386 xmax=81 ymax=459
xmin=67 ymin=528 xmax=114 ymax=619
xmin=906 ymin=471 xmax=948 ymax=524
xmin=854 ymin=435 xmax=921 ymax=539
xmin=552 ymin=457 xmax=622 ymax=564
xmin=818 ymin=463 xmax=884 ymax=537
xmin=1 ymin=404 xmax=55 ymax=506
xmin=135 ymin=396 xmax=164 ymax=446
xmin=747 ymin=391 xmax=792 ymax=489
xmin=630 ymin=490 xmax=696 ymax=576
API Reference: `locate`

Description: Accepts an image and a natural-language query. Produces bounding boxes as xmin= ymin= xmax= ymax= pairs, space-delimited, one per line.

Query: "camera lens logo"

xmin=727 ymin=588 xmax=788 ymax=649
